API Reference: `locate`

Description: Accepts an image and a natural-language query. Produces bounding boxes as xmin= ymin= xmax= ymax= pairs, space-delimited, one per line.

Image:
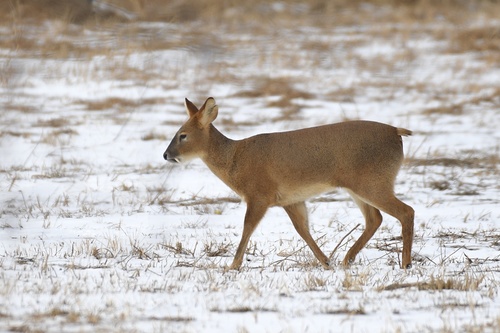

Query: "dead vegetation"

xmin=203 ymin=241 xmax=232 ymax=257
xmin=421 ymin=88 xmax=500 ymax=116
xmin=407 ymin=154 xmax=500 ymax=169
xmin=57 ymin=0 xmax=500 ymax=27
xmin=1 ymin=0 xmax=127 ymax=24
xmin=406 ymin=150 xmax=499 ymax=196
xmin=449 ymin=25 xmax=500 ymax=54
xmin=232 ymin=77 xmax=315 ymax=120
xmin=322 ymin=307 xmax=366 ymax=316
xmin=234 ymin=77 xmax=314 ymax=100
xmin=80 ymin=97 xmax=166 ymax=111
xmin=35 ymin=117 xmax=71 ymax=128
xmin=380 ymin=273 xmax=485 ymax=292
xmin=2 ymin=1 xmax=500 ymax=30
xmin=1 ymin=0 xmax=499 ymax=99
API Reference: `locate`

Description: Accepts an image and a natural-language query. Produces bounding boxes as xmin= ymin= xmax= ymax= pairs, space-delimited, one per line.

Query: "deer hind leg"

xmin=374 ymin=196 xmax=414 ymax=269
xmin=348 ymin=186 xmax=415 ymax=269
xmin=343 ymin=191 xmax=383 ymax=266
xmin=284 ymin=201 xmax=330 ymax=269
xmin=229 ymin=202 xmax=268 ymax=270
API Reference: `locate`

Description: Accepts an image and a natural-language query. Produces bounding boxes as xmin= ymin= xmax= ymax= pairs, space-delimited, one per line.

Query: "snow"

xmin=1 ymin=11 xmax=500 ymax=333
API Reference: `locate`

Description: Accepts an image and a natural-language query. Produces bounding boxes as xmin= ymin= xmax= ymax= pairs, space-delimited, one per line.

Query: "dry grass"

xmin=141 ymin=131 xmax=167 ymax=141
xmin=234 ymin=77 xmax=314 ymax=100
xmin=322 ymin=307 xmax=366 ymax=315
xmin=1 ymin=0 xmax=127 ymax=24
xmin=0 ymin=130 xmax=31 ymax=138
xmin=148 ymin=315 xmax=194 ymax=322
xmin=449 ymin=26 xmax=500 ymax=54
xmin=80 ymin=97 xmax=166 ymax=111
xmin=421 ymin=88 xmax=500 ymax=116
xmin=233 ymin=77 xmax=315 ymax=121
xmin=3 ymin=0 xmax=499 ymax=27
xmin=1 ymin=0 xmax=498 ymax=97
xmin=406 ymin=150 xmax=499 ymax=196
xmin=380 ymin=273 xmax=485 ymax=292
xmin=1 ymin=36 xmax=102 ymax=60
xmin=326 ymin=87 xmax=357 ymax=103
xmin=35 ymin=117 xmax=71 ymax=128
xmin=40 ymin=129 xmax=79 ymax=146
xmin=162 ymin=242 xmax=194 ymax=256
xmin=203 ymin=241 xmax=232 ymax=257
xmin=407 ymin=155 xmax=500 ymax=169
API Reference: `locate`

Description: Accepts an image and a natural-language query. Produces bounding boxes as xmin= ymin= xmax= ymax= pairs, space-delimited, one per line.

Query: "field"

xmin=1 ymin=1 xmax=500 ymax=332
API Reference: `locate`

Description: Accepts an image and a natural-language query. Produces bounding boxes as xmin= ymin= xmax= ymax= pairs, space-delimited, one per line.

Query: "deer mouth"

xmin=168 ymin=157 xmax=180 ymax=163
xmin=163 ymin=151 xmax=180 ymax=163
xmin=165 ymin=155 xmax=180 ymax=163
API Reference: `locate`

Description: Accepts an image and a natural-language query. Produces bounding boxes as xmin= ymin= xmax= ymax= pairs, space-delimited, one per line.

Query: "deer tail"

xmin=397 ymin=128 xmax=413 ymax=137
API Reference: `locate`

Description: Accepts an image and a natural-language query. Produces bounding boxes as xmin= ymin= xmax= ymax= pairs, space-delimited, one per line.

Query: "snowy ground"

xmin=1 ymin=3 xmax=500 ymax=332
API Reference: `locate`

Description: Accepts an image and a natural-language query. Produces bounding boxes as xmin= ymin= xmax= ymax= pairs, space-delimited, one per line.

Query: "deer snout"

xmin=163 ymin=150 xmax=180 ymax=163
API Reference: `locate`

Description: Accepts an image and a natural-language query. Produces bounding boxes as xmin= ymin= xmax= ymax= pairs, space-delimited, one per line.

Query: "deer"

xmin=163 ymin=97 xmax=414 ymax=270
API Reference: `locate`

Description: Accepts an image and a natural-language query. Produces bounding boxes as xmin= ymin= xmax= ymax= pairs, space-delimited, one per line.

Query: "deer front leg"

xmin=228 ymin=202 xmax=268 ymax=270
xmin=284 ymin=201 xmax=330 ymax=269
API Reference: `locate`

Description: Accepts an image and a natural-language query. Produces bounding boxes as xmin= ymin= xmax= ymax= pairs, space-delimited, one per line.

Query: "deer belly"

xmin=274 ymin=182 xmax=333 ymax=206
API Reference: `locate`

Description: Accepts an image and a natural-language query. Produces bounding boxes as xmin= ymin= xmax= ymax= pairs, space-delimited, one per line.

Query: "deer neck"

xmin=202 ymin=125 xmax=236 ymax=178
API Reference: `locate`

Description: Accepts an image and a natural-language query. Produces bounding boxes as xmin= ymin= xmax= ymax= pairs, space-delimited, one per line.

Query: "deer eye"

xmin=179 ymin=133 xmax=187 ymax=141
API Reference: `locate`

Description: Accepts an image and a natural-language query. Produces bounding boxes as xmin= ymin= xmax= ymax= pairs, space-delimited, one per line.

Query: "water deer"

xmin=163 ymin=97 xmax=414 ymax=270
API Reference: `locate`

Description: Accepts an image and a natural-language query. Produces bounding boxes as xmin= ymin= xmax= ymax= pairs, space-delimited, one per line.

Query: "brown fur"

xmin=164 ymin=97 xmax=414 ymax=270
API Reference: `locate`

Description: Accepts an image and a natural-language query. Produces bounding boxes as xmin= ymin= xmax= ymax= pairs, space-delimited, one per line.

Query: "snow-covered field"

xmin=1 ymin=2 xmax=499 ymax=332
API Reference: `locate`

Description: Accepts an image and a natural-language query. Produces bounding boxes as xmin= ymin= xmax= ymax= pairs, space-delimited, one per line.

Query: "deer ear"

xmin=198 ymin=97 xmax=218 ymax=128
xmin=185 ymin=98 xmax=199 ymax=117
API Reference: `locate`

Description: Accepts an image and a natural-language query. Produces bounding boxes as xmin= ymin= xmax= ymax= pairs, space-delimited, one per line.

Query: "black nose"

xmin=163 ymin=152 xmax=168 ymax=160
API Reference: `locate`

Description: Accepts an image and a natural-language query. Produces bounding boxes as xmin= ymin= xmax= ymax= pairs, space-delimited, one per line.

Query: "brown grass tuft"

xmin=0 ymin=130 xmax=31 ymax=138
xmin=141 ymin=131 xmax=167 ymax=141
xmin=407 ymin=154 xmax=500 ymax=169
xmin=203 ymin=241 xmax=231 ymax=257
xmin=3 ymin=0 xmax=500 ymax=29
xmin=1 ymin=0 xmax=132 ymax=24
xmin=80 ymin=97 xmax=165 ymax=111
xmin=380 ymin=273 xmax=485 ymax=292
xmin=449 ymin=26 xmax=500 ymax=54
xmin=421 ymin=86 xmax=500 ymax=116
xmin=234 ymin=77 xmax=315 ymax=100
xmin=323 ymin=307 xmax=366 ymax=315
xmin=35 ymin=118 xmax=71 ymax=128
